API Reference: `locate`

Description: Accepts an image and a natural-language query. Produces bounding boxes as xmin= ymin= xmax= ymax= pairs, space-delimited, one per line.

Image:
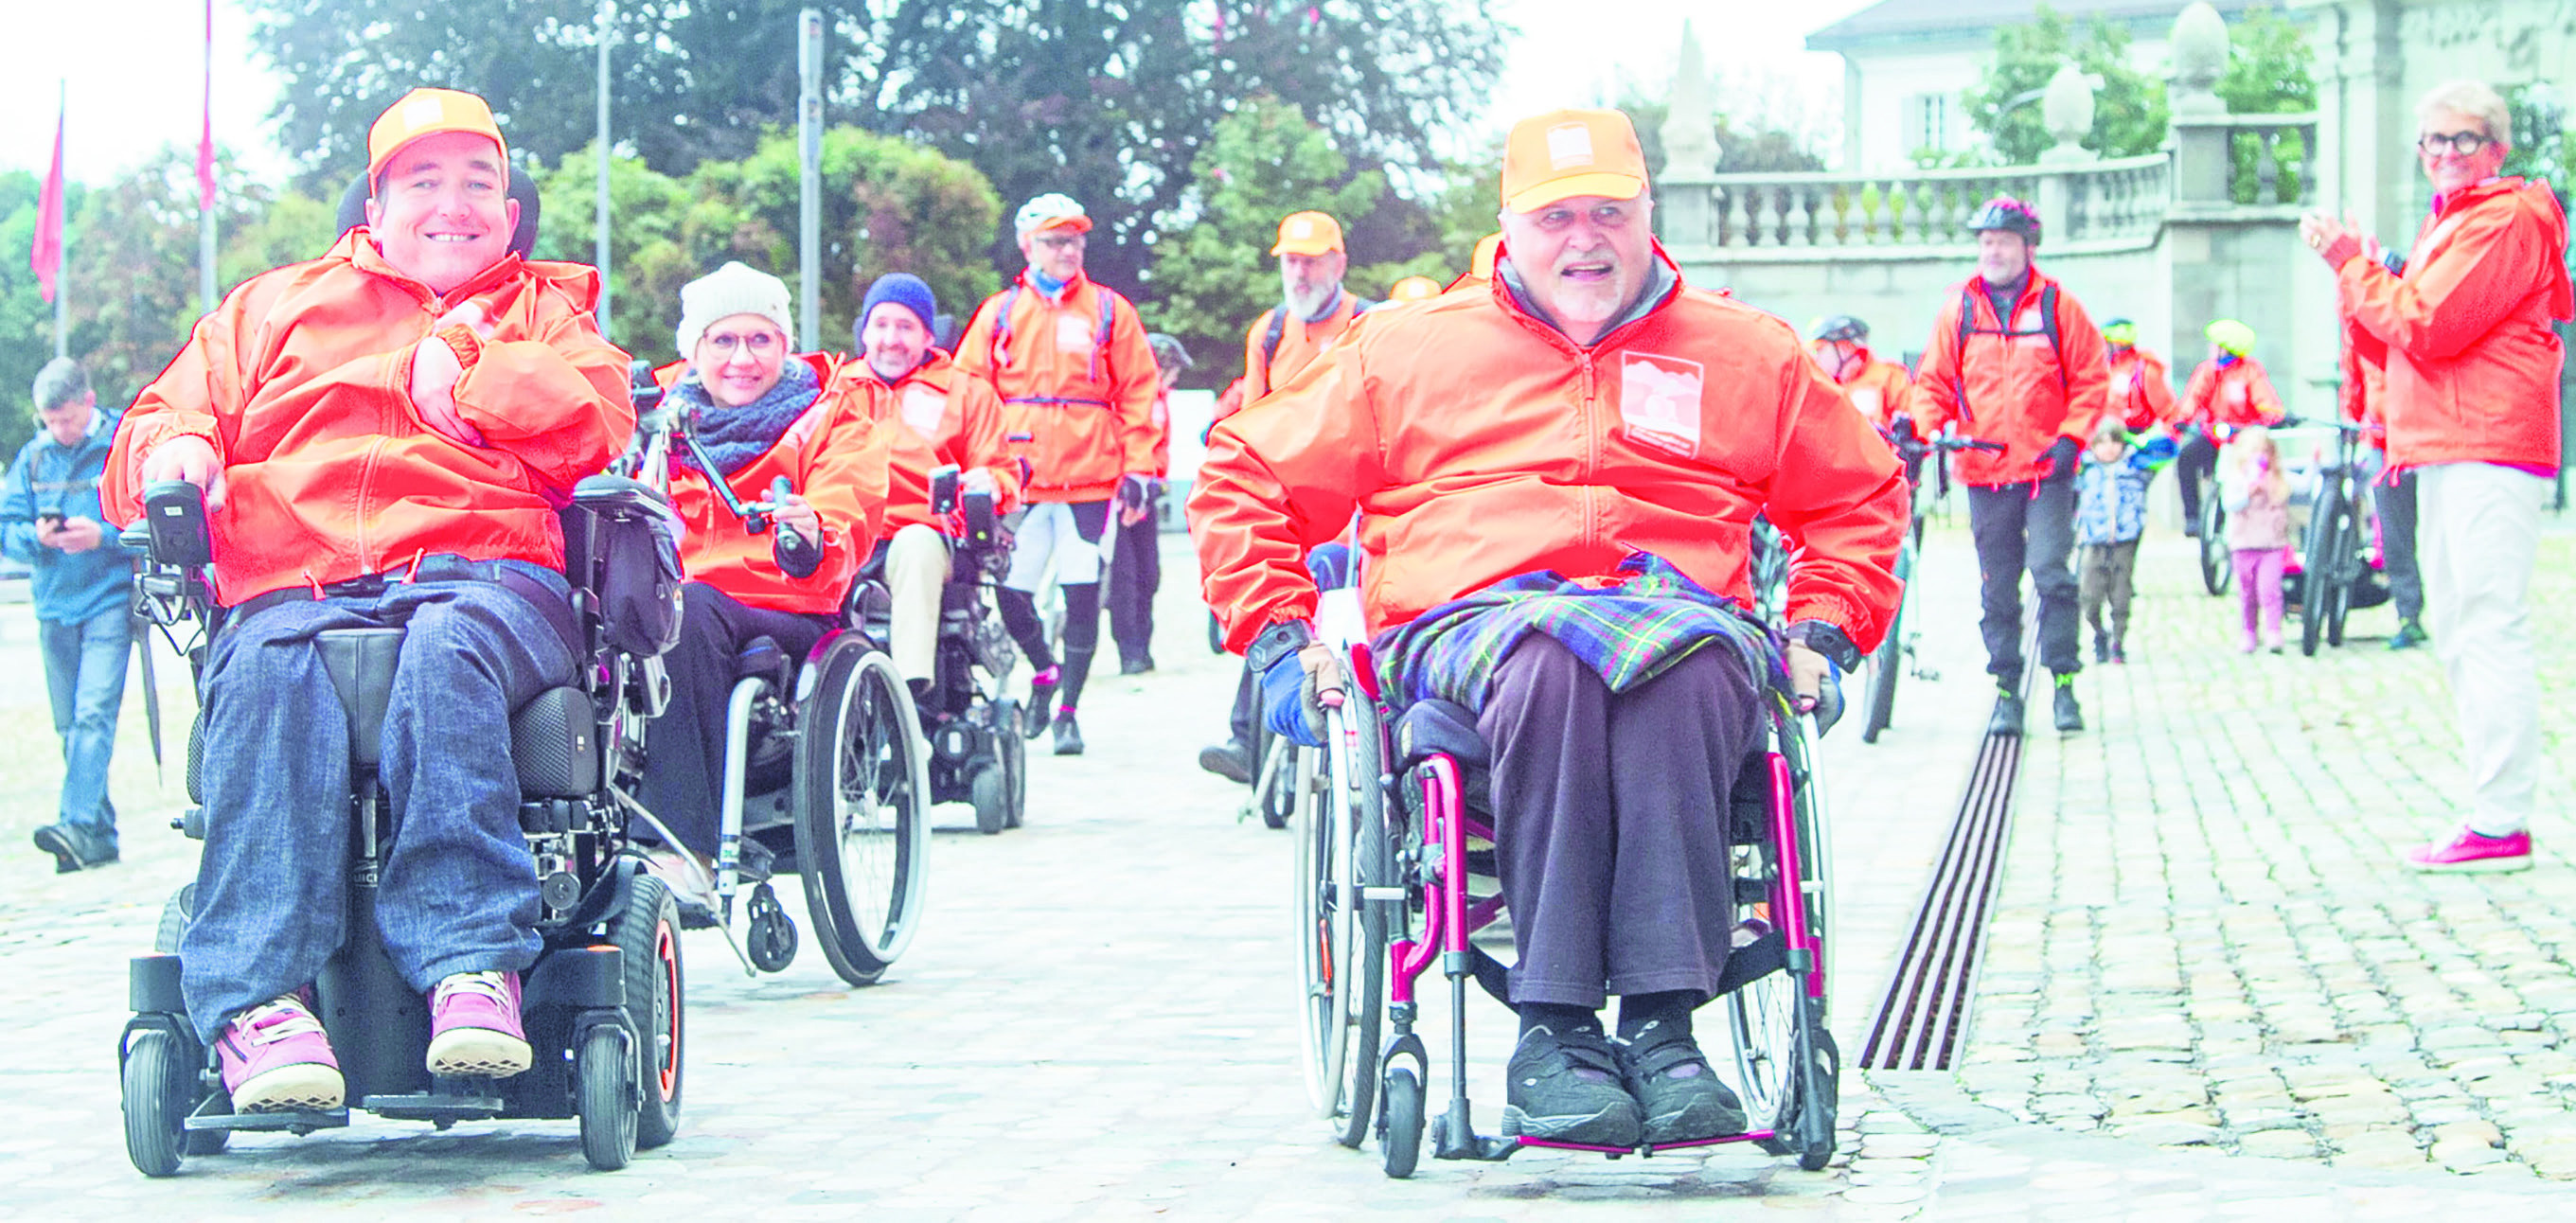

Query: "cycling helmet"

xmin=1809 ymin=314 xmax=1870 ymax=345
xmin=1146 ymin=331 xmax=1193 ymax=372
xmin=2204 ymin=318 xmax=2257 ymax=358
xmin=2102 ymin=317 xmax=2138 ymax=347
xmin=1965 ymin=195 xmax=2042 ymax=246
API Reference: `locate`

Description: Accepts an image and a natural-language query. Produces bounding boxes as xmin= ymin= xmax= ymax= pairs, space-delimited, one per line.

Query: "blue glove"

xmin=1261 ymin=650 xmax=1324 ymax=748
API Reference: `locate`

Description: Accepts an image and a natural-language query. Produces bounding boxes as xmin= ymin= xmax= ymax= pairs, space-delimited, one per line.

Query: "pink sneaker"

xmin=426 ymin=970 xmax=532 ymax=1077
xmin=2404 ymin=827 xmax=2533 ymax=874
xmin=214 ymin=992 xmax=345 ymax=1112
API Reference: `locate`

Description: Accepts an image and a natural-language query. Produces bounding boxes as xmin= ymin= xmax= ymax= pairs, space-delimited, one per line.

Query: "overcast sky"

xmin=3 ymin=0 xmax=1880 ymax=185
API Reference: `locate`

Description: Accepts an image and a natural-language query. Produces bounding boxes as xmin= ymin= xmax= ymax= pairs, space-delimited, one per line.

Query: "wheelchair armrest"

xmin=569 ymin=473 xmax=671 ymax=512
xmin=845 ymin=579 xmax=895 ymax=629
xmin=1395 ymin=699 xmax=1490 ymax=771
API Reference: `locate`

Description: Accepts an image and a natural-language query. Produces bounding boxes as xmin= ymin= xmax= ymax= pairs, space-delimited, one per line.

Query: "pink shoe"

xmin=2404 ymin=827 xmax=2533 ymax=874
xmin=214 ymin=992 xmax=345 ymax=1112
xmin=426 ymin=970 xmax=533 ymax=1077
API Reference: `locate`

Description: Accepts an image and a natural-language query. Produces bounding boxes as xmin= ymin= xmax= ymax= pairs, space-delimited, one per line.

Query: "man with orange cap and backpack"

xmin=956 ymin=193 xmax=1162 ymax=755
xmin=100 ymin=88 xmax=633 ymax=1114
xmin=1910 ymin=195 xmax=2112 ymax=736
xmin=1195 ymin=108 xmax=1903 ymax=1150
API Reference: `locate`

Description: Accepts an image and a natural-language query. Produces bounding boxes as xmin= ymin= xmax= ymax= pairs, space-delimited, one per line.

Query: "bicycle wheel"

xmin=1292 ymin=700 xmax=1387 ymax=1149
xmin=2198 ymin=497 xmax=2230 ymax=596
xmin=2323 ymin=487 xmax=2359 ymax=647
xmin=794 ymin=636 xmax=932 ymax=985
xmin=1860 ymin=545 xmax=1911 ymax=743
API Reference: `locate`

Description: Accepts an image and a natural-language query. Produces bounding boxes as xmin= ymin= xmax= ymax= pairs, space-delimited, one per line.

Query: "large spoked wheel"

xmin=2320 ymin=484 xmax=2359 ymax=648
xmin=1252 ymin=721 xmax=1297 ymax=830
xmin=1860 ymin=544 xmax=1912 ymax=744
xmin=121 ymin=1028 xmax=192 ymax=1178
xmin=1294 ymin=698 xmax=1388 ymax=1149
xmin=610 ymin=871 xmax=685 ymax=1149
xmin=1750 ymin=518 xmax=1790 ymax=626
xmin=1741 ymin=710 xmax=1837 ymax=1167
xmin=2198 ymin=497 xmax=2231 ymax=596
xmin=794 ymin=638 xmax=932 ymax=986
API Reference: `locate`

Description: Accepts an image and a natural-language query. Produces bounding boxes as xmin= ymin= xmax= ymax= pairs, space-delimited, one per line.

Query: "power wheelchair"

xmin=619 ymin=399 xmax=933 ymax=988
xmin=119 ymin=475 xmax=691 ymax=1176
xmin=1289 ymin=640 xmax=1842 ymax=1179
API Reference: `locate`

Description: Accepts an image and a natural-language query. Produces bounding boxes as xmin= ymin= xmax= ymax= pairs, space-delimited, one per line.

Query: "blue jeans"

xmin=180 ymin=572 xmax=573 ymax=1045
xmin=39 ymin=605 xmax=130 ymax=844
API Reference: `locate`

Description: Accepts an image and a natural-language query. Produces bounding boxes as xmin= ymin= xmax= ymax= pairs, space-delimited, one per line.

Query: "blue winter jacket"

xmin=1 ymin=414 xmax=134 ymax=624
xmin=2074 ymin=450 xmax=2154 ymax=547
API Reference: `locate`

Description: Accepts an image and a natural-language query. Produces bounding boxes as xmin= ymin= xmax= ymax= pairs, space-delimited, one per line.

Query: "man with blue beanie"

xmin=4 ymin=357 xmax=135 ymax=871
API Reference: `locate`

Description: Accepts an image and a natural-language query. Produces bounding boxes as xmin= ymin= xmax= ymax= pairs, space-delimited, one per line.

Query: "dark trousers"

xmin=635 ymin=582 xmax=830 ymax=857
xmin=2078 ymin=540 xmax=2141 ymax=644
xmin=1107 ymin=512 xmax=1161 ymax=666
xmin=184 ymin=573 xmax=574 ymax=1045
xmin=1480 ymin=636 xmax=1759 ymax=1010
xmin=2176 ymin=432 xmax=2219 ymax=528
xmin=2375 ymin=467 xmax=2424 ymax=623
xmin=1967 ymin=478 xmax=2081 ymax=683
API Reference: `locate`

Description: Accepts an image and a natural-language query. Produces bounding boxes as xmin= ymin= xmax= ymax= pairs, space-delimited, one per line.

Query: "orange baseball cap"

xmin=1270 ymin=211 xmax=1344 ymax=257
xmin=1388 ymin=275 xmax=1441 ymax=302
xmin=1501 ymin=109 xmax=1648 ymax=213
xmin=367 ymin=88 xmax=506 ymax=186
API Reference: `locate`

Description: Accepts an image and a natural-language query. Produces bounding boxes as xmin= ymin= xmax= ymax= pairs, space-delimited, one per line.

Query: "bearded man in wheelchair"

xmin=1190 ymin=109 xmax=1905 ymax=1149
xmin=100 ymin=89 xmax=636 ymax=1114
xmin=625 ymin=262 xmax=891 ymax=910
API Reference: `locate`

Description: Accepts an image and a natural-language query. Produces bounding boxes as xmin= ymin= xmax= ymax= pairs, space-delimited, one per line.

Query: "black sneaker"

xmin=1501 ymin=1022 xmax=1643 ymax=1147
xmin=32 ymin=824 xmax=117 ymax=874
xmin=1987 ymin=689 xmax=2024 ymax=737
xmin=2091 ymin=633 xmax=2110 ymax=664
xmin=2053 ymin=682 xmax=2085 ymax=734
xmin=1052 ymin=710 xmax=1086 ymax=756
xmin=1198 ymin=738 xmax=1253 ymax=785
xmin=1614 ymin=1019 xmax=1748 ymax=1144
xmin=2389 ymin=621 xmax=2428 ymax=651
xmin=1118 ymin=654 xmax=1155 ymax=676
xmin=1022 ymin=666 xmax=1060 ymax=737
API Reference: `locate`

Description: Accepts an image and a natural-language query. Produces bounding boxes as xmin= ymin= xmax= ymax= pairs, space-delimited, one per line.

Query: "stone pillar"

xmin=2169 ymin=2 xmax=2232 ymax=207
xmin=1658 ymin=21 xmax=1722 ymax=255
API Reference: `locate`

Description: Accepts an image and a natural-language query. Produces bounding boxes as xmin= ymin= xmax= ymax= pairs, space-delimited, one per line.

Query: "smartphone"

xmin=35 ymin=510 xmax=64 ymax=532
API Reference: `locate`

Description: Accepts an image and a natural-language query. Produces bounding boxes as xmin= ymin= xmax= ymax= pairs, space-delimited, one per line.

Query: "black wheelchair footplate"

xmin=188 ymin=1100 xmax=350 ymax=1137
xmin=363 ymin=1079 xmax=507 ymax=1127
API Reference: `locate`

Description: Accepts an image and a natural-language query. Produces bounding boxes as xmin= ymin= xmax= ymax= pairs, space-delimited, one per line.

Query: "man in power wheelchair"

xmin=627 ymin=262 xmax=932 ymax=986
xmin=1190 ymin=110 xmax=1905 ymax=1170
xmin=832 ymin=274 xmax=1033 ymax=835
xmin=103 ymin=89 xmax=686 ymax=1173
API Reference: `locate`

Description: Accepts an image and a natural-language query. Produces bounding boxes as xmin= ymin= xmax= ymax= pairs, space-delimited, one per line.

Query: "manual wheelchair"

xmin=119 ymin=475 xmax=691 ymax=1176
xmin=1289 ymin=643 xmax=1841 ymax=1179
xmin=621 ymin=404 xmax=933 ymax=989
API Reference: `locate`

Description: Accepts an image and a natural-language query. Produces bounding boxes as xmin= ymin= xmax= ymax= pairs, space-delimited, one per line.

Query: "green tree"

xmin=0 ymin=170 xmax=71 ymax=458
xmin=246 ymin=0 xmax=1509 ymax=300
xmin=2215 ymin=3 xmax=2318 ymax=204
xmin=531 ymin=145 xmax=698 ymax=358
xmin=1138 ymin=97 xmax=1387 ymax=381
xmin=1965 ymin=5 xmax=2169 ymax=165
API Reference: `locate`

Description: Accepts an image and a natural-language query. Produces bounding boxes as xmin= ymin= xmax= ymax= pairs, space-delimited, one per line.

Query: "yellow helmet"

xmin=2204 ymin=318 xmax=2258 ymax=357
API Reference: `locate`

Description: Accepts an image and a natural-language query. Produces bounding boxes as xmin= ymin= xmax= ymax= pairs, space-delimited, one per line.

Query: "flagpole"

xmin=199 ymin=0 xmax=217 ymax=316
xmin=53 ymin=80 xmax=66 ymax=360
xmin=595 ymin=0 xmax=613 ymax=339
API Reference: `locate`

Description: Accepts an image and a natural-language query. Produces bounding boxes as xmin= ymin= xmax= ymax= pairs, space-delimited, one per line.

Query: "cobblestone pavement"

xmin=2 ymin=525 xmax=2572 ymax=1218
xmin=1963 ymin=524 xmax=2576 ymax=1184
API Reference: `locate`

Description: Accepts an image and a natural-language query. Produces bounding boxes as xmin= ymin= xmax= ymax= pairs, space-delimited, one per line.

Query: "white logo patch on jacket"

xmin=900 ymin=383 xmax=948 ymax=438
xmin=1618 ymin=352 xmax=1704 ymax=459
xmin=1056 ymin=313 xmax=1095 ymax=353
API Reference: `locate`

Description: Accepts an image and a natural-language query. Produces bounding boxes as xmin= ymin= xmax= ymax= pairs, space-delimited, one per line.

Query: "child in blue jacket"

xmin=2075 ymin=418 xmax=2155 ymax=663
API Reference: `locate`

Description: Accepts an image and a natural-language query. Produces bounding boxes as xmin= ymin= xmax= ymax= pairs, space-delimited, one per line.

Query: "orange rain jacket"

xmin=1190 ymin=245 xmax=1908 ymax=654
xmin=954 ymin=272 xmax=1160 ymax=504
xmin=828 ymin=349 xmax=1024 ymax=537
xmin=1910 ymin=268 xmax=2110 ymax=486
xmin=2105 ymin=346 xmax=2178 ymax=433
xmin=2336 ymin=176 xmax=2573 ymax=471
xmin=1216 ymin=292 xmax=1369 ymax=423
xmin=1834 ymin=355 xmax=1913 ymax=430
xmin=102 ymin=231 xmax=632 ymax=606
xmin=2176 ymin=356 xmax=2285 ymax=433
xmin=657 ymin=353 xmax=890 ymax=616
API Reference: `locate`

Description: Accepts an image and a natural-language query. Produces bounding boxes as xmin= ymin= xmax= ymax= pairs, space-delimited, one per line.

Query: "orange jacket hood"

xmin=829 ymin=349 xmax=1024 ymax=537
xmin=1909 ymin=266 xmax=2111 ymax=485
xmin=659 ymin=352 xmax=890 ymax=615
xmin=2105 ymin=347 xmax=2177 ymax=433
xmin=102 ymin=229 xmax=634 ymax=605
xmin=1190 ymin=249 xmax=1907 ymax=653
xmin=953 ymin=272 xmax=1160 ymax=503
xmin=2337 ymin=175 xmax=2571 ymax=471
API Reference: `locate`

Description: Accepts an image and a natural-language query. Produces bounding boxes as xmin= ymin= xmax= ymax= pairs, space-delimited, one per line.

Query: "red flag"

xmin=197 ymin=0 xmax=216 ymax=210
xmin=31 ymin=102 xmax=63 ymax=304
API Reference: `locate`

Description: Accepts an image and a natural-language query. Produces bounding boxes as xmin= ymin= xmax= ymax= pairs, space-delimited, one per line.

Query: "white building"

xmin=1808 ymin=0 xmax=2273 ymax=172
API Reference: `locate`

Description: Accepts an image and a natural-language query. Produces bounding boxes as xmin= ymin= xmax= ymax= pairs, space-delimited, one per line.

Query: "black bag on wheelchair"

xmin=563 ymin=475 xmax=684 ymax=658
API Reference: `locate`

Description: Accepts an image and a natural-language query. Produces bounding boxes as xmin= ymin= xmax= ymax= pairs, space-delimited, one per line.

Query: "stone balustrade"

xmin=1679 ymin=154 xmax=2170 ymax=253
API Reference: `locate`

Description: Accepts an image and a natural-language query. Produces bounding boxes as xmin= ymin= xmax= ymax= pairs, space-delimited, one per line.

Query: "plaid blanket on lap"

xmin=1373 ymin=552 xmax=1789 ymax=715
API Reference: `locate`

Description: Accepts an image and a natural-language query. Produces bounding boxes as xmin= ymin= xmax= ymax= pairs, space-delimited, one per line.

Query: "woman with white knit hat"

xmin=631 ymin=261 xmax=893 ymax=907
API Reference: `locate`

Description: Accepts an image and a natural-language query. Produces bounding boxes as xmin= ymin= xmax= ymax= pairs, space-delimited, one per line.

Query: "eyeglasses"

xmin=2417 ymin=131 xmax=2494 ymax=156
xmin=1033 ymin=233 xmax=1085 ymax=251
xmin=702 ymin=330 xmax=781 ymax=357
